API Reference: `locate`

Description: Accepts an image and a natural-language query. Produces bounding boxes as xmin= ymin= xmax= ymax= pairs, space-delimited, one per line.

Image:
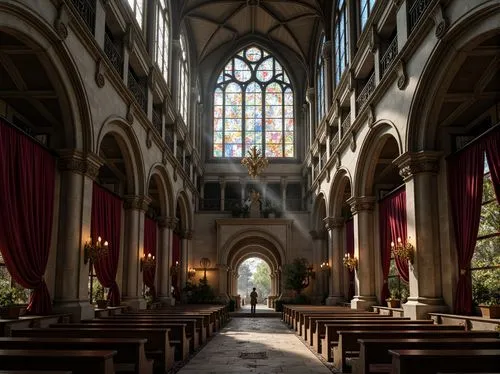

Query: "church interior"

xmin=0 ymin=0 xmax=499 ymax=372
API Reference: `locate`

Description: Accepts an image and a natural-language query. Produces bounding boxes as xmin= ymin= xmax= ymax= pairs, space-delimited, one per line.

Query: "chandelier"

xmin=84 ymin=236 xmax=109 ymax=264
xmin=241 ymin=146 xmax=269 ymax=178
xmin=343 ymin=253 xmax=358 ymax=272
xmin=391 ymin=237 xmax=415 ymax=264
xmin=140 ymin=253 xmax=156 ymax=272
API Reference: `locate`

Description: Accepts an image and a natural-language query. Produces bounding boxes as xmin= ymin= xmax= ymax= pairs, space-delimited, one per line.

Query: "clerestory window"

xmin=155 ymin=0 xmax=170 ymax=83
xmin=179 ymin=34 xmax=189 ymax=123
xmin=213 ymin=46 xmax=294 ymax=158
xmin=126 ymin=0 xmax=144 ymax=29
xmin=335 ymin=0 xmax=348 ymax=85
xmin=317 ymin=35 xmax=327 ymax=122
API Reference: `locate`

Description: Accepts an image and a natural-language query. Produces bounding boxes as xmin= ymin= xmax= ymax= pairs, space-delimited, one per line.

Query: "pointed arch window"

xmin=317 ymin=35 xmax=327 ymax=122
xmin=179 ymin=34 xmax=189 ymax=123
xmin=155 ymin=0 xmax=170 ymax=83
xmin=213 ymin=46 xmax=294 ymax=158
xmin=126 ymin=0 xmax=144 ymax=29
xmin=335 ymin=0 xmax=348 ymax=85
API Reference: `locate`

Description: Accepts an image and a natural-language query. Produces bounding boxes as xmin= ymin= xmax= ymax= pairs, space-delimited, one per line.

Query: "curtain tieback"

xmin=460 ymin=269 xmax=467 ymax=275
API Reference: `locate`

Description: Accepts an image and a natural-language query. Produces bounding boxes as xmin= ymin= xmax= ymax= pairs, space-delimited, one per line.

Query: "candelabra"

xmin=187 ymin=267 xmax=196 ymax=279
xmin=320 ymin=261 xmax=330 ymax=275
xmin=343 ymin=253 xmax=358 ymax=272
xmin=200 ymin=257 xmax=211 ymax=280
xmin=140 ymin=253 xmax=156 ymax=272
xmin=241 ymin=146 xmax=269 ymax=178
xmin=84 ymin=236 xmax=109 ymax=264
xmin=170 ymin=261 xmax=180 ymax=276
xmin=391 ymin=237 xmax=415 ymax=264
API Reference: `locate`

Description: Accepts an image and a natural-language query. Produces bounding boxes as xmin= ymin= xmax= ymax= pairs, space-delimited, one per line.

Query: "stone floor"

xmin=176 ymin=313 xmax=332 ymax=374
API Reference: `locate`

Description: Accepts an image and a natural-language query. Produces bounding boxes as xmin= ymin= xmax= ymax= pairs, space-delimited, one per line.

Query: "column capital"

xmin=183 ymin=230 xmax=193 ymax=240
xmin=394 ymin=151 xmax=442 ymax=182
xmin=165 ymin=217 xmax=178 ymax=229
xmin=347 ymin=196 xmax=376 ymax=214
xmin=219 ymin=177 xmax=226 ymax=187
xmin=57 ymin=149 xmax=102 ymax=180
xmin=322 ymin=40 xmax=332 ymax=60
xmin=324 ymin=216 xmax=345 ymax=230
xmin=123 ymin=195 xmax=152 ymax=211
xmin=306 ymin=87 xmax=315 ymax=103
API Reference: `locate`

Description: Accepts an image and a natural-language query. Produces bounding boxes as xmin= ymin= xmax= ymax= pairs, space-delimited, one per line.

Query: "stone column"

xmin=306 ymin=87 xmax=316 ymax=147
xmin=53 ymin=151 xmax=102 ymax=322
xmin=270 ymin=273 xmax=276 ymax=296
xmin=122 ymin=195 xmax=151 ymax=310
xmin=309 ymin=230 xmax=325 ymax=302
xmin=281 ymin=177 xmax=287 ymax=212
xmin=156 ymin=217 xmax=175 ymax=306
xmin=324 ymin=217 xmax=345 ymax=305
xmin=395 ymin=151 xmax=447 ymax=319
xmin=347 ymin=196 xmax=377 ymax=310
xmin=240 ymin=177 xmax=246 ymax=205
xmin=180 ymin=230 xmax=192 ymax=300
xmin=219 ymin=178 xmax=226 ymax=212
xmin=217 ymin=264 xmax=230 ymax=303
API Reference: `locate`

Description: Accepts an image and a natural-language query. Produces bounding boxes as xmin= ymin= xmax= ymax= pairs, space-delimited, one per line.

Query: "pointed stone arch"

xmin=175 ymin=190 xmax=193 ymax=232
xmin=328 ymin=167 xmax=353 ymax=218
xmin=146 ymin=163 xmax=175 ymax=218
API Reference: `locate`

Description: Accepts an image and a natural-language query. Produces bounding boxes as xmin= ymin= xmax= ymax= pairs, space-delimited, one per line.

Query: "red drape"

xmin=484 ymin=128 xmax=500 ymax=203
xmin=378 ymin=197 xmax=392 ymax=302
xmin=345 ymin=219 xmax=355 ymax=300
xmin=0 ymin=120 xmax=55 ymax=314
xmin=448 ymin=141 xmax=484 ymax=315
xmin=90 ymin=183 xmax=122 ymax=306
xmin=172 ymin=232 xmax=181 ymax=301
xmin=143 ymin=217 xmax=157 ymax=298
xmin=390 ymin=189 xmax=409 ymax=283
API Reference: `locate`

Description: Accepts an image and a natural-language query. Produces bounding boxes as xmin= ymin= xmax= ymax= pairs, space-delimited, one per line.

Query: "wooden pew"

xmin=0 ymin=371 xmax=72 ymax=374
xmin=11 ymin=328 xmax=175 ymax=373
xmin=353 ymin=338 xmax=500 ymax=374
xmin=295 ymin=309 xmax=376 ymax=333
xmin=0 ymin=349 xmax=116 ymax=374
xmin=323 ymin=323 xmax=464 ymax=363
xmin=0 ymin=337 xmax=153 ymax=374
xmin=389 ymin=349 xmax=500 ymax=374
xmin=300 ymin=312 xmax=380 ymax=339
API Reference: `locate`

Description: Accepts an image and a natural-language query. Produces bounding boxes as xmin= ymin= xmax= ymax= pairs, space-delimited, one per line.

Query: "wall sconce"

xmin=391 ymin=237 xmax=415 ymax=264
xmin=200 ymin=257 xmax=211 ymax=279
xmin=140 ymin=253 xmax=156 ymax=272
xmin=343 ymin=253 xmax=358 ymax=272
xmin=320 ymin=261 xmax=330 ymax=274
xmin=84 ymin=236 xmax=109 ymax=264
xmin=187 ymin=267 xmax=196 ymax=279
xmin=170 ymin=261 xmax=180 ymax=276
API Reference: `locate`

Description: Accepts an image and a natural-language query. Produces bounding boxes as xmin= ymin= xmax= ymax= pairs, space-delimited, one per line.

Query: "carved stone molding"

xmin=347 ymin=196 xmax=376 ymax=214
xmin=57 ymin=149 xmax=102 ymax=180
xmin=324 ymin=216 xmax=345 ymax=231
xmin=125 ymin=23 xmax=134 ymax=51
xmin=173 ymin=166 xmax=178 ymax=182
xmin=367 ymin=104 xmax=375 ymax=127
xmin=305 ymin=87 xmax=315 ymax=103
xmin=95 ymin=58 xmax=105 ymax=88
xmin=396 ymin=60 xmax=408 ymax=90
xmin=433 ymin=5 xmax=448 ymax=39
xmin=322 ymin=40 xmax=332 ymax=61
xmin=335 ymin=152 xmax=341 ymax=170
xmin=148 ymin=66 xmax=156 ymax=87
xmin=348 ymin=69 xmax=356 ymax=92
xmin=394 ymin=151 xmax=442 ymax=181
xmin=167 ymin=217 xmax=179 ymax=230
xmin=162 ymin=149 xmax=168 ymax=165
xmin=126 ymin=103 xmax=134 ymax=124
xmin=349 ymin=131 xmax=356 ymax=152
xmin=326 ymin=168 xmax=330 ymax=183
xmin=146 ymin=128 xmax=152 ymax=149
xmin=123 ymin=195 xmax=152 ymax=211
xmin=183 ymin=230 xmax=193 ymax=240
xmin=369 ymin=25 xmax=380 ymax=54
xmin=53 ymin=3 xmax=69 ymax=40
xmin=157 ymin=216 xmax=168 ymax=228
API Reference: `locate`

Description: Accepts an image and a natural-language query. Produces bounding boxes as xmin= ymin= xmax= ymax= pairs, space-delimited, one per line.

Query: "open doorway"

xmin=237 ymin=258 xmax=271 ymax=306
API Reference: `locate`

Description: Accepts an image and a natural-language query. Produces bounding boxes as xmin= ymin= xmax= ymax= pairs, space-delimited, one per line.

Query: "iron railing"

xmin=356 ymin=72 xmax=376 ymax=111
xmin=380 ymin=35 xmax=398 ymax=78
xmin=104 ymin=33 xmax=123 ymax=76
xmin=313 ymin=164 xmax=319 ymax=178
xmin=127 ymin=71 xmax=147 ymax=112
xmin=408 ymin=0 xmax=432 ymax=33
xmin=320 ymin=153 xmax=327 ymax=169
xmin=70 ymin=0 xmax=96 ymax=34
xmin=341 ymin=112 xmax=351 ymax=137
xmin=330 ymin=131 xmax=339 ymax=151
xmin=152 ymin=108 xmax=162 ymax=136
xmin=164 ymin=127 xmax=174 ymax=151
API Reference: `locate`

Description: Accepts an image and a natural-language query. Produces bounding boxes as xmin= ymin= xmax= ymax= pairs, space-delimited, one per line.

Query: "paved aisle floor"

xmin=177 ymin=318 xmax=332 ymax=374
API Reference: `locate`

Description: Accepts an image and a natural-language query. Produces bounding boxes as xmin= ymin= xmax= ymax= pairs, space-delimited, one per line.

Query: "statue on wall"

xmin=247 ymin=189 xmax=261 ymax=218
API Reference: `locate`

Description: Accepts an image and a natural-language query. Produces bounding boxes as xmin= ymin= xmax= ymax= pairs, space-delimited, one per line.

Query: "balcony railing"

xmin=313 ymin=164 xmax=319 ymax=178
xmin=408 ymin=0 xmax=432 ymax=33
xmin=200 ymin=198 xmax=221 ymax=211
xmin=330 ymin=131 xmax=339 ymax=152
xmin=341 ymin=112 xmax=351 ymax=137
xmin=320 ymin=153 xmax=327 ymax=169
xmin=152 ymin=108 xmax=162 ymax=136
xmin=380 ymin=35 xmax=398 ymax=78
xmin=184 ymin=159 xmax=191 ymax=176
xmin=356 ymin=72 xmax=376 ymax=111
xmin=176 ymin=150 xmax=183 ymax=166
xmin=104 ymin=33 xmax=123 ymax=76
xmin=70 ymin=0 xmax=96 ymax=34
xmin=127 ymin=71 xmax=147 ymax=112
xmin=164 ymin=127 xmax=174 ymax=152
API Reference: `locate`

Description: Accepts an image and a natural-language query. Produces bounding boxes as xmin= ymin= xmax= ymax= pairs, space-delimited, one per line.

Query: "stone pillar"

xmin=324 ymin=217 xmax=345 ymax=305
xmin=122 ymin=195 xmax=151 ymax=310
xmin=309 ymin=230 xmax=325 ymax=302
xmin=281 ymin=177 xmax=287 ymax=212
xmin=347 ymin=196 xmax=377 ymax=310
xmin=157 ymin=217 xmax=175 ymax=306
xmin=240 ymin=177 xmax=246 ymax=205
xmin=217 ymin=264 xmax=230 ymax=303
xmin=306 ymin=87 xmax=316 ymax=147
xmin=220 ymin=177 xmax=226 ymax=212
xmin=395 ymin=151 xmax=448 ymax=319
xmin=53 ymin=151 xmax=102 ymax=321
xmin=270 ymin=273 xmax=276 ymax=296
xmin=180 ymin=230 xmax=192 ymax=300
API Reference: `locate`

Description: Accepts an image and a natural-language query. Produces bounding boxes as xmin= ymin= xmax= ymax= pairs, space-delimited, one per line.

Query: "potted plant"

xmin=386 ymin=289 xmax=401 ymax=308
xmin=473 ymin=277 xmax=499 ymax=319
xmin=0 ymin=285 xmax=27 ymax=319
xmin=231 ymin=203 xmax=242 ymax=218
xmin=93 ymin=283 xmax=108 ymax=309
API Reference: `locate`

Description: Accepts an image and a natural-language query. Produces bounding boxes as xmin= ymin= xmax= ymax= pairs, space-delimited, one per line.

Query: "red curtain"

xmin=143 ymin=217 xmax=157 ymax=298
xmin=484 ymin=128 xmax=500 ymax=203
xmin=171 ymin=232 xmax=181 ymax=301
xmin=345 ymin=219 xmax=355 ymax=300
xmin=378 ymin=197 xmax=392 ymax=302
xmin=448 ymin=141 xmax=484 ymax=315
xmin=90 ymin=183 xmax=122 ymax=306
xmin=0 ymin=120 xmax=55 ymax=314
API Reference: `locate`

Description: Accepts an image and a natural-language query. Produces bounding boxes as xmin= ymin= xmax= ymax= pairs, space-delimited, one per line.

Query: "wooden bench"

xmin=0 ymin=349 xmax=116 ymax=374
xmin=128 ymin=310 xmax=218 ymax=335
xmin=301 ymin=312 xmax=383 ymax=339
xmin=295 ymin=310 xmax=376 ymax=333
xmin=11 ymin=327 xmax=174 ymax=373
xmin=353 ymin=338 xmax=500 ymax=374
xmin=389 ymin=349 xmax=500 ymax=374
xmin=323 ymin=323 xmax=464 ymax=363
xmin=0 ymin=371 xmax=72 ymax=374
xmin=51 ymin=323 xmax=190 ymax=362
xmin=0 ymin=336 xmax=153 ymax=374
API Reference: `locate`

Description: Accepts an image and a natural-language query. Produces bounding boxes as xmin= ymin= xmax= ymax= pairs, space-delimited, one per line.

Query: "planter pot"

xmin=386 ymin=299 xmax=401 ymax=308
xmin=479 ymin=305 xmax=500 ymax=319
xmin=0 ymin=305 xmax=26 ymax=319
xmin=96 ymin=300 xmax=108 ymax=309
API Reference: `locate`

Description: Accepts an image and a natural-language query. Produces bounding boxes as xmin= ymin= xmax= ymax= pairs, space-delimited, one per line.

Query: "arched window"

xmin=155 ymin=0 xmax=169 ymax=83
xmin=360 ymin=0 xmax=377 ymax=31
xmin=317 ymin=35 xmax=327 ymax=122
xmin=126 ymin=0 xmax=144 ymax=28
xmin=179 ymin=34 xmax=189 ymax=123
xmin=335 ymin=0 xmax=348 ymax=85
xmin=213 ymin=46 xmax=294 ymax=158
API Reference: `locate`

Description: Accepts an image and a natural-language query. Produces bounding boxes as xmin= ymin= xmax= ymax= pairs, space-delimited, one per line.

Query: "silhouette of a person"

xmin=250 ymin=287 xmax=258 ymax=314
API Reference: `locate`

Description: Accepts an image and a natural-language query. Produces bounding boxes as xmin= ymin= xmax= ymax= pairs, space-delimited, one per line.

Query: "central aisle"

xmin=177 ymin=317 xmax=332 ymax=374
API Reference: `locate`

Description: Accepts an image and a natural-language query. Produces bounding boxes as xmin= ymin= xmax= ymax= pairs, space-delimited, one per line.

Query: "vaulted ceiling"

xmin=181 ymin=0 xmax=328 ymax=68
